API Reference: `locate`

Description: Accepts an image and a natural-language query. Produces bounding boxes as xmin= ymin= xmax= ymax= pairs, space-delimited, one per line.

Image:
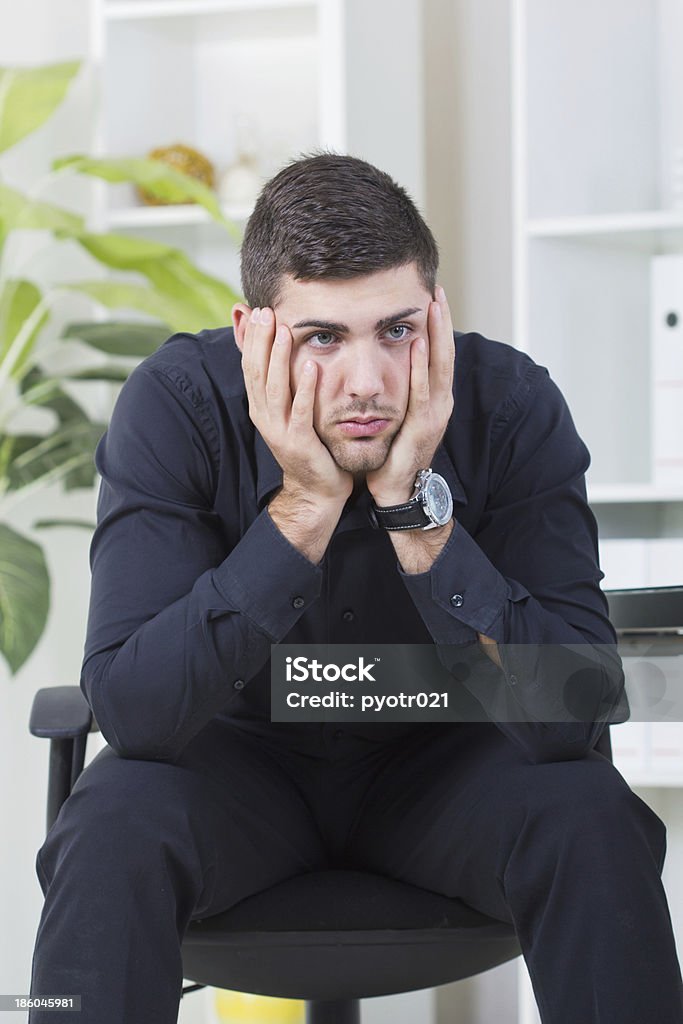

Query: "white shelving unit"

xmin=87 ymin=0 xmax=426 ymax=291
xmin=527 ymin=210 xmax=683 ymax=239
xmin=508 ymin=0 xmax=683 ymax=651
xmin=507 ymin=3 xmax=683 ymax=1020
xmin=510 ymin=0 xmax=683 ymax=501
xmin=103 ymin=0 xmax=315 ymax=18
xmin=106 ymin=201 xmax=253 ymax=228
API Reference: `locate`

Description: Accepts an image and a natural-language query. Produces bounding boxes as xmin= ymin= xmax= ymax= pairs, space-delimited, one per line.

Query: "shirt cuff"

xmin=212 ymin=507 xmax=323 ymax=640
xmin=399 ymin=519 xmax=510 ymax=644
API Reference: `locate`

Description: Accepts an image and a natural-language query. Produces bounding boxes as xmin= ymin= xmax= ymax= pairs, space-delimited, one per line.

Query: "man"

xmin=30 ymin=152 xmax=683 ymax=1022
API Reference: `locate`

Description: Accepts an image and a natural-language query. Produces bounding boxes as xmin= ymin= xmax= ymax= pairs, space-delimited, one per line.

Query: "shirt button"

xmin=233 ymin=679 xmax=245 ymax=690
xmin=292 ymin=596 xmax=305 ymax=609
xmin=342 ymin=609 xmax=355 ymax=623
xmin=450 ymin=593 xmax=464 ymax=608
xmin=509 ymin=675 xmax=518 ymax=686
xmin=333 ymin=729 xmax=344 ymax=739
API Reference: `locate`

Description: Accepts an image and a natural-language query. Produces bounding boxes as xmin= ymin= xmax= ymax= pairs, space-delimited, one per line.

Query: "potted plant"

xmin=0 ymin=59 xmax=243 ymax=674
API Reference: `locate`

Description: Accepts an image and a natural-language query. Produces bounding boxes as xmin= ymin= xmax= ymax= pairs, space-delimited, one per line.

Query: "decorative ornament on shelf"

xmin=137 ymin=142 xmax=216 ymax=205
xmin=219 ymin=114 xmax=263 ymax=208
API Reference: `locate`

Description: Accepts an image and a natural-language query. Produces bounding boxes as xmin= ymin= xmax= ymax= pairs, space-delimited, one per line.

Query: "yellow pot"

xmin=213 ymin=989 xmax=305 ymax=1024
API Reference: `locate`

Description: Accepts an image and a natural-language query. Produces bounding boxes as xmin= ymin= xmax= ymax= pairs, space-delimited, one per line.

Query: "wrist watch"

xmin=370 ymin=469 xmax=454 ymax=531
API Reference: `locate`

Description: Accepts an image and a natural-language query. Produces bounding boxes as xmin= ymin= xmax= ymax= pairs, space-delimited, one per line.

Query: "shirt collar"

xmin=255 ymin=426 xmax=468 ymax=532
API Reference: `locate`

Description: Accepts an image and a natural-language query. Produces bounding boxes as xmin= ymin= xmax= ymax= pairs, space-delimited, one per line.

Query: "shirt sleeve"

xmin=80 ymin=363 xmax=322 ymax=761
xmin=399 ymin=365 xmax=629 ymax=764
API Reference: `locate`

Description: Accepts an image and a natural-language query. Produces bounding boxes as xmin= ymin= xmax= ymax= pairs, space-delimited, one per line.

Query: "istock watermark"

xmin=269 ymin=641 xmax=683 ymax=724
xmin=285 ymin=656 xmax=378 ymax=683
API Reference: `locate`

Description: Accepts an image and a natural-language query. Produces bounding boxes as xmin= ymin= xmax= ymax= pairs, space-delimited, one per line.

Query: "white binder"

xmin=651 ymin=255 xmax=683 ymax=487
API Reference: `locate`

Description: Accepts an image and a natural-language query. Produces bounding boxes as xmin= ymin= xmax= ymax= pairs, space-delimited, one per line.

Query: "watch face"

xmin=424 ymin=473 xmax=453 ymax=526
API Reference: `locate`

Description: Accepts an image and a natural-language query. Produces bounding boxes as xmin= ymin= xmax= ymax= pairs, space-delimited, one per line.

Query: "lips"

xmin=338 ymin=418 xmax=390 ymax=437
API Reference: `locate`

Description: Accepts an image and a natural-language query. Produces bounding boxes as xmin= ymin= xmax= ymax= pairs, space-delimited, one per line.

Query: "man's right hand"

xmin=240 ymin=306 xmax=353 ymax=563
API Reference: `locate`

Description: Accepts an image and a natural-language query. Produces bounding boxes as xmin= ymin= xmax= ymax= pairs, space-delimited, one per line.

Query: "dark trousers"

xmin=29 ymin=719 xmax=683 ymax=1023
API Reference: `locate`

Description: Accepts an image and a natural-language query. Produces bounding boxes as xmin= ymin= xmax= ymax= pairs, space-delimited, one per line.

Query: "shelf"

xmin=527 ymin=210 xmax=683 ymax=237
xmin=526 ymin=210 xmax=683 ymax=252
xmin=106 ymin=202 xmax=253 ymax=228
xmin=588 ymin=483 xmax=683 ymax=504
xmin=104 ymin=0 xmax=314 ymax=19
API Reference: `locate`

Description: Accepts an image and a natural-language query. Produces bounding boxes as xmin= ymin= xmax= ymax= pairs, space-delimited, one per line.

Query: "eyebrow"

xmin=290 ymin=307 xmax=423 ymax=334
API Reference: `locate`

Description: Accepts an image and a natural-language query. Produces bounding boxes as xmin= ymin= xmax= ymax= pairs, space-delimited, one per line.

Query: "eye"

xmin=386 ymin=324 xmax=412 ymax=342
xmin=307 ymin=332 xmax=337 ymax=349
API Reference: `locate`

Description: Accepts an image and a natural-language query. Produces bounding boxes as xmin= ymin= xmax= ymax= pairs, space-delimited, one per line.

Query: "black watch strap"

xmin=369 ymin=497 xmax=431 ymax=531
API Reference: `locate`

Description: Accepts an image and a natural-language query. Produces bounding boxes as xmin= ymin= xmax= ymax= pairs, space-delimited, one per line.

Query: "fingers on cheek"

xmin=292 ymin=361 xmax=315 ymax=406
xmin=431 ymin=301 xmax=441 ymax=328
xmin=412 ymin=339 xmax=429 ymax=389
xmin=410 ymin=338 xmax=425 ymax=369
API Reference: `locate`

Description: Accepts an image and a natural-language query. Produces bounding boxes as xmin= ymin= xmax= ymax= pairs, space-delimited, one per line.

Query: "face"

xmin=233 ymin=262 xmax=434 ymax=476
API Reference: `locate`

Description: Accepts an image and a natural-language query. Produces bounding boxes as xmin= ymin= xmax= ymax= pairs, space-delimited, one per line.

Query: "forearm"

xmin=445 ymin=624 xmax=626 ymax=763
xmin=466 ymin=632 xmax=626 ymax=762
xmin=397 ymin=521 xmax=627 ymax=762
xmin=82 ymin=578 xmax=271 ymax=761
xmin=389 ymin=518 xmax=503 ymax=676
xmin=386 ymin=517 xmax=455 ymax=574
xmin=81 ymin=508 xmax=323 ymax=761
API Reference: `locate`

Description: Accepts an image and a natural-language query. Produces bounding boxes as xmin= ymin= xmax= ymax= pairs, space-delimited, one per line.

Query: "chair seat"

xmin=182 ymin=869 xmax=521 ymax=1000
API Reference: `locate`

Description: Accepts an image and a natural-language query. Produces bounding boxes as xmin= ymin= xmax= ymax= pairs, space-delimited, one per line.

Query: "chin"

xmin=325 ymin=437 xmax=391 ymax=474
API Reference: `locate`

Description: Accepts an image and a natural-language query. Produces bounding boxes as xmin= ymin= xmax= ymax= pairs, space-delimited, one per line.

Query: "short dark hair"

xmin=239 ymin=149 xmax=439 ymax=309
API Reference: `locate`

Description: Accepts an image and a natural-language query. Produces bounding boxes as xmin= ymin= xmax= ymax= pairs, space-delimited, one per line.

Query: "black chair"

xmin=30 ymin=659 xmax=625 ymax=1024
xmin=29 ymin=688 xmax=530 ymax=1024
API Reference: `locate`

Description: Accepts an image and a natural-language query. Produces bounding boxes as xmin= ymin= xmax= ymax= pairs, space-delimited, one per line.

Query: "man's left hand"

xmin=366 ymin=285 xmax=455 ymax=506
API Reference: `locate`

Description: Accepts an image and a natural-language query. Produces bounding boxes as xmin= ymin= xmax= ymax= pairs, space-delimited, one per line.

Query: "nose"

xmin=342 ymin=345 xmax=385 ymax=401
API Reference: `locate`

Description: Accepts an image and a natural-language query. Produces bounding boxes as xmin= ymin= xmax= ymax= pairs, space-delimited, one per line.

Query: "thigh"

xmin=342 ymin=721 xmax=662 ymax=922
xmin=39 ymin=718 xmax=329 ymax=921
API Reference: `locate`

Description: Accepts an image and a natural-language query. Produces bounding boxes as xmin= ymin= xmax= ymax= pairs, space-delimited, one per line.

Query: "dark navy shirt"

xmin=80 ymin=326 xmax=627 ymax=764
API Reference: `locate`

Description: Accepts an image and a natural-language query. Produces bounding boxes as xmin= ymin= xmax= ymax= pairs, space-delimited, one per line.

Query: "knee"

xmin=520 ymin=756 xmax=667 ymax=860
xmin=38 ymin=749 xmax=198 ymax=877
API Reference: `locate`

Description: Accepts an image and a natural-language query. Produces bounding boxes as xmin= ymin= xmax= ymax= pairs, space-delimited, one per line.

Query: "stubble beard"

xmin=318 ymin=425 xmax=401 ymax=475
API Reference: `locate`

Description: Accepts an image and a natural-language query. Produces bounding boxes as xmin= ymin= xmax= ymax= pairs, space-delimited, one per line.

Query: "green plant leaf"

xmin=63 ymin=280 xmax=224 ymax=334
xmin=0 ymin=61 xmax=80 ymax=155
xmin=11 ymin=367 xmax=104 ymax=490
xmin=61 ymin=319 xmax=170 ymax=357
xmin=3 ymin=418 xmax=104 ymax=493
xmin=0 ymin=522 xmax=50 ymax=675
xmin=58 ymin=365 xmax=133 ymax=382
xmin=19 ymin=366 xmax=89 ymax=421
xmin=0 ymin=279 xmax=50 ymax=378
xmin=67 ymin=230 xmax=239 ymax=325
xmin=0 ymin=182 xmax=84 ymax=247
xmin=54 ymin=154 xmax=242 ymax=242
xmin=32 ymin=518 xmax=95 ymax=530
xmin=0 ymin=433 xmax=15 ymax=481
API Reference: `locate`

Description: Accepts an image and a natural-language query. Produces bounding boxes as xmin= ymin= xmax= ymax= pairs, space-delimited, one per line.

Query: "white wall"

xmin=424 ymin=0 xmax=514 ymax=344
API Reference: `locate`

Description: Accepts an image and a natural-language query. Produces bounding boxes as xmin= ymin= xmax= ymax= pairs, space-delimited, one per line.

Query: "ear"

xmin=231 ymin=302 xmax=253 ymax=353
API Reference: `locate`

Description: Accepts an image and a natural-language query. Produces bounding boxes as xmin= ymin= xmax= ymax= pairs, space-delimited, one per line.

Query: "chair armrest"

xmin=29 ymin=685 xmax=99 ymax=739
xmin=29 ymin=687 xmax=100 ymax=833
